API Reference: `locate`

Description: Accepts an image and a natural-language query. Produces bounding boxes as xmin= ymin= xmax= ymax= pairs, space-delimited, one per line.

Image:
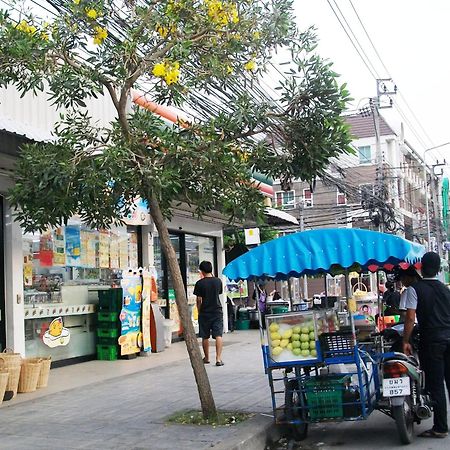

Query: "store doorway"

xmin=0 ymin=195 xmax=6 ymax=351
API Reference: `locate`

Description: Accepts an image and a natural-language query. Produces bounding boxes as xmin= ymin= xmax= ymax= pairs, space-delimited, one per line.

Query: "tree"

xmin=0 ymin=0 xmax=352 ymax=419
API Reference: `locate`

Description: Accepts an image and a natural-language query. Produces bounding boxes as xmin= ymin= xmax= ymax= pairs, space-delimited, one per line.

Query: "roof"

xmin=265 ymin=207 xmax=299 ymax=226
xmin=0 ymin=116 xmax=53 ymax=142
xmin=345 ymin=114 xmax=396 ymax=139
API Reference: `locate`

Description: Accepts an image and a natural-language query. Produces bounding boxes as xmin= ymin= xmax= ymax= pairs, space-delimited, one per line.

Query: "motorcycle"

xmin=380 ymin=324 xmax=432 ymax=444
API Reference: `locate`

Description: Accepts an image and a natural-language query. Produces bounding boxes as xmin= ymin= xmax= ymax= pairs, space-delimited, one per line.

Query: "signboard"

xmin=118 ymin=273 xmax=143 ymax=355
xmin=123 ymin=197 xmax=151 ymax=225
xmin=42 ymin=317 xmax=71 ymax=348
xmin=244 ymin=228 xmax=260 ymax=245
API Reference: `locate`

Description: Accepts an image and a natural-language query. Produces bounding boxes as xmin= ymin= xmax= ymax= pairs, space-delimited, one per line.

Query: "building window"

xmin=303 ymin=189 xmax=313 ymax=208
xmin=337 ymin=189 xmax=347 ymax=205
xmin=358 ymin=145 xmax=372 ymax=164
xmin=275 ymin=190 xmax=295 ymax=208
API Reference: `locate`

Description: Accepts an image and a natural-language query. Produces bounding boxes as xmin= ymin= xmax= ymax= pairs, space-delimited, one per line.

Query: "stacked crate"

xmin=96 ymin=288 xmax=123 ymax=361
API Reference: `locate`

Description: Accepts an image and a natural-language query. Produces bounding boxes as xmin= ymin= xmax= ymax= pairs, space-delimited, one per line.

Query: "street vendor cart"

xmin=223 ymin=228 xmax=427 ymax=444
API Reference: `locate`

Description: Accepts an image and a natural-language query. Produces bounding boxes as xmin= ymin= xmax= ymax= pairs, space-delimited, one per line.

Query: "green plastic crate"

xmin=98 ymin=289 xmax=123 ymax=312
xmin=97 ymin=328 xmax=119 ymax=339
xmin=97 ymin=311 xmax=119 ymax=322
xmin=97 ymin=344 xmax=119 ymax=361
xmin=97 ymin=337 xmax=119 ymax=346
xmin=305 ymin=375 xmax=349 ymax=420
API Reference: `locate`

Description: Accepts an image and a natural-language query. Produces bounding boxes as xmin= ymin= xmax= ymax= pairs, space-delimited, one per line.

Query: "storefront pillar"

xmin=141 ymin=225 xmax=153 ymax=267
xmin=4 ymin=202 xmax=25 ymax=354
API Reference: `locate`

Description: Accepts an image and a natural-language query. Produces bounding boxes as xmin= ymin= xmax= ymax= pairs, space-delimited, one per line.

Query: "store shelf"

xmin=24 ymin=303 xmax=96 ymax=320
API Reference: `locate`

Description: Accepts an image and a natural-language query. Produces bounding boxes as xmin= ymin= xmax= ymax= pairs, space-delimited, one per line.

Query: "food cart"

xmin=223 ymin=228 xmax=424 ymax=442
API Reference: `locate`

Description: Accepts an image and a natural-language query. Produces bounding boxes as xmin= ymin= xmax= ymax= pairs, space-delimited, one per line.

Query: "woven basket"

xmin=37 ymin=357 xmax=51 ymax=389
xmin=0 ymin=349 xmax=22 ymax=369
xmin=18 ymin=359 xmax=42 ymax=393
xmin=0 ymin=369 xmax=9 ymax=405
xmin=5 ymin=366 xmax=21 ymax=397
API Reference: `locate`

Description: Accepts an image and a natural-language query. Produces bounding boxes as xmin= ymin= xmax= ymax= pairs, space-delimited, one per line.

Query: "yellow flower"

xmin=152 ymin=62 xmax=167 ymax=77
xmin=73 ymin=0 xmax=81 ymax=4
xmin=40 ymin=31 xmax=49 ymax=41
xmin=253 ymin=31 xmax=261 ymax=40
xmin=165 ymin=71 xmax=179 ymax=85
xmin=93 ymin=26 xmax=107 ymax=45
xmin=244 ymin=60 xmax=256 ymax=71
xmin=16 ymin=20 xmax=37 ymax=35
xmin=226 ymin=65 xmax=233 ymax=75
xmin=86 ymin=8 xmax=98 ymax=19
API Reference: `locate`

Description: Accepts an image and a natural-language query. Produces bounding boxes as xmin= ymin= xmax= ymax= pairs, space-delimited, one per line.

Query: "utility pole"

xmin=374 ymin=79 xmax=397 ymax=233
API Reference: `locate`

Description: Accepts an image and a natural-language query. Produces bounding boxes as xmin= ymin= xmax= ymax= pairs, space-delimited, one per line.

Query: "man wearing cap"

xmin=402 ymin=252 xmax=450 ymax=439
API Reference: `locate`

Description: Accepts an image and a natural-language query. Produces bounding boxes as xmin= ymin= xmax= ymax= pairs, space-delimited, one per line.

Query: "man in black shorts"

xmin=194 ymin=261 xmax=224 ymax=366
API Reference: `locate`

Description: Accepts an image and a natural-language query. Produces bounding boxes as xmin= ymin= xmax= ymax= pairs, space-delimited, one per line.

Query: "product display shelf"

xmin=96 ymin=288 xmax=122 ymax=361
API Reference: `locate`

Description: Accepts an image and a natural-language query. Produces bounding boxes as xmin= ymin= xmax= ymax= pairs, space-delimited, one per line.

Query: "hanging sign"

xmin=244 ymin=228 xmax=260 ymax=245
xmin=123 ymin=198 xmax=151 ymax=225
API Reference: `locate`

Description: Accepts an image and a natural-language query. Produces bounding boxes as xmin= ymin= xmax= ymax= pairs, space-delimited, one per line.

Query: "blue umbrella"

xmin=223 ymin=228 xmax=424 ymax=281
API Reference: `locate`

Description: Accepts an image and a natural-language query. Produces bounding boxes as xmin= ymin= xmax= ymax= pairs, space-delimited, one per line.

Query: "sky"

xmin=292 ymin=0 xmax=450 ymax=163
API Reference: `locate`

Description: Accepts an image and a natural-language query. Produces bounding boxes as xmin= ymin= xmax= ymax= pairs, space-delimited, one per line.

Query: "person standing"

xmin=382 ymin=281 xmax=401 ymax=315
xmin=402 ymin=252 xmax=450 ymax=439
xmin=194 ymin=261 xmax=224 ymax=366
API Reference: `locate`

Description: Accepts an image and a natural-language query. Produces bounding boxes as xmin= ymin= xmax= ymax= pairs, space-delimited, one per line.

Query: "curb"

xmin=211 ymin=414 xmax=280 ymax=450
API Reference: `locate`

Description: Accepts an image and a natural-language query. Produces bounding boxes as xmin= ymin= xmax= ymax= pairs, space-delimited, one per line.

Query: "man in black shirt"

xmin=194 ymin=261 xmax=224 ymax=366
xmin=403 ymin=252 xmax=450 ymax=438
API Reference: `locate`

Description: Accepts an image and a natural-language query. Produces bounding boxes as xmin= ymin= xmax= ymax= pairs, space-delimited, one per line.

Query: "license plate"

xmin=383 ymin=377 xmax=411 ymax=397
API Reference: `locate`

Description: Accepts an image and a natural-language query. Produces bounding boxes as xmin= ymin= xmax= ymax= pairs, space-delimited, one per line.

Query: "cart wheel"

xmin=392 ymin=397 xmax=414 ymax=444
xmin=284 ymin=379 xmax=308 ymax=441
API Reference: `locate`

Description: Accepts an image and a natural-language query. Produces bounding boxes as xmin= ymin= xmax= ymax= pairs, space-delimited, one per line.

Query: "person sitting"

xmin=383 ymin=281 xmax=401 ymax=316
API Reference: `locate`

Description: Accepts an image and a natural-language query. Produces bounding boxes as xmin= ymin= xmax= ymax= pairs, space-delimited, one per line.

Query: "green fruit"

xmin=270 ymin=332 xmax=281 ymax=341
xmin=269 ymin=322 xmax=279 ymax=332
xmin=292 ymin=348 xmax=302 ymax=356
xmin=309 ymin=341 xmax=316 ymax=350
xmin=293 ymin=326 xmax=301 ymax=334
xmin=310 ymin=349 xmax=317 ymax=357
xmin=309 ymin=331 xmax=315 ymax=340
xmin=271 ymin=339 xmax=280 ymax=348
xmin=309 ymin=324 xmax=315 ymax=332
xmin=292 ymin=341 xmax=301 ymax=349
xmin=280 ymin=339 xmax=289 ymax=348
xmin=287 ymin=343 xmax=293 ymax=350
xmin=301 ymin=349 xmax=310 ymax=357
xmin=301 ymin=341 xmax=310 ymax=350
xmin=300 ymin=334 xmax=309 ymax=342
xmin=301 ymin=327 xmax=309 ymax=335
xmin=291 ymin=333 xmax=300 ymax=341
xmin=272 ymin=346 xmax=283 ymax=356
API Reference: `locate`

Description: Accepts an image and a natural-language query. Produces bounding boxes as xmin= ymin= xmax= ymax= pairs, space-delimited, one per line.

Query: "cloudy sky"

xmin=293 ymin=0 xmax=450 ymax=163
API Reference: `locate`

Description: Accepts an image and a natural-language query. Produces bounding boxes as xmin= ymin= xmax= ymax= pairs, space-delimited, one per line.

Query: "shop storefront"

xmin=0 ymin=195 xmax=5 ymax=352
xmin=22 ymin=220 xmax=141 ymax=364
xmin=154 ymin=231 xmax=218 ymax=335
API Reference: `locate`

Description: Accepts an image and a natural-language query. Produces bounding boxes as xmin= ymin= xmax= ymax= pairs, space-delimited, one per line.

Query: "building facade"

xmin=0 ymin=86 xmax=228 ymax=363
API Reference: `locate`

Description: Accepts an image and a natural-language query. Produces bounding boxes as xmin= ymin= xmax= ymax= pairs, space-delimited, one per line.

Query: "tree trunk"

xmin=148 ymin=195 xmax=218 ymax=420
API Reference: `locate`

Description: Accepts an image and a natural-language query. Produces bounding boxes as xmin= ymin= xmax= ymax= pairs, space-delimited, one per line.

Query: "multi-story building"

xmin=273 ymin=113 xmax=442 ymax=246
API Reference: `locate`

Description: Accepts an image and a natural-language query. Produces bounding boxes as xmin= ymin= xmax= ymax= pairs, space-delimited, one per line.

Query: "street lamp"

xmin=423 ymin=142 xmax=450 ymax=250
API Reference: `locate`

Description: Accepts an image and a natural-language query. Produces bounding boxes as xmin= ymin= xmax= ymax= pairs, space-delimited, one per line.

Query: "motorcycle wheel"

xmin=284 ymin=379 xmax=308 ymax=441
xmin=392 ymin=397 xmax=414 ymax=445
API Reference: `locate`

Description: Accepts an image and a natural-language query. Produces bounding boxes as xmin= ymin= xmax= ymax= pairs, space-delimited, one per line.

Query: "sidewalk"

xmin=0 ymin=330 xmax=274 ymax=450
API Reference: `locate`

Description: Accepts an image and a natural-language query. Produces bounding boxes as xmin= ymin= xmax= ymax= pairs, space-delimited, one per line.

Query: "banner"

xmin=99 ymin=231 xmax=110 ymax=268
xmin=53 ymin=227 xmax=66 ymax=266
xmin=39 ymin=231 xmax=54 ymax=267
xmin=65 ymin=225 xmax=81 ymax=266
xmin=118 ymin=272 xmax=142 ymax=355
xmin=141 ymin=269 xmax=152 ymax=353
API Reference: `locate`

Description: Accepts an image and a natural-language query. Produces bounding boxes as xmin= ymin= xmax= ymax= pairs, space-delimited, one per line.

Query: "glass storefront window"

xmin=22 ymin=219 xmax=140 ymax=362
xmin=153 ymin=232 xmax=216 ymax=334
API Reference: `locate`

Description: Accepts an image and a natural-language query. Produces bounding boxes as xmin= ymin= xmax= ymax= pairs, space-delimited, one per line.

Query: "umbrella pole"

xmin=345 ymin=270 xmax=356 ymax=339
xmin=287 ymin=278 xmax=294 ymax=311
xmin=255 ymin=280 xmax=268 ymax=370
